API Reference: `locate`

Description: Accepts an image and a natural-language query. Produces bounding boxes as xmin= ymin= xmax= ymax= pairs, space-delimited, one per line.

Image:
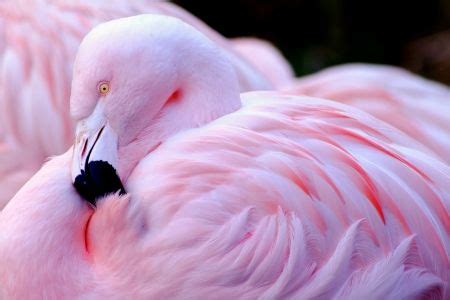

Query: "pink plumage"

xmin=287 ymin=64 xmax=450 ymax=163
xmin=0 ymin=15 xmax=448 ymax=299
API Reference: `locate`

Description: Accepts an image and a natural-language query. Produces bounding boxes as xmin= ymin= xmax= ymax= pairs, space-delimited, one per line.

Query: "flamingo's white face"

xmin=70 ymin=16 xmax=181 ymax=204
xmin=69 ymin=15 xmax=241 ymax=204
xmin=70 ymin=17 xmax=178 ymax=204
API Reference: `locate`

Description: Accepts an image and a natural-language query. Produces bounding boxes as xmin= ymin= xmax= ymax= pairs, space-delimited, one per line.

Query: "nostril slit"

xmin=81 ymin=138 xmax=88 ymax=157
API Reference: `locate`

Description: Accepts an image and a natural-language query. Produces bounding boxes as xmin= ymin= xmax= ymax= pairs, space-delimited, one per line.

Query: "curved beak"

xmin=71 ymin=106 xmax=126 ymax=205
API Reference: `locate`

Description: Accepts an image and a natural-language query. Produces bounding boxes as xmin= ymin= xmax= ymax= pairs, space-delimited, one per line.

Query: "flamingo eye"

xmin=98 ymin=82 xmax=110 ymax=95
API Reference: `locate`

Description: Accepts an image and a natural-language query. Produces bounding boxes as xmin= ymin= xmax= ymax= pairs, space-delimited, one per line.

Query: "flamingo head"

xmin=69 ymin=14 xmax=241 ymax=205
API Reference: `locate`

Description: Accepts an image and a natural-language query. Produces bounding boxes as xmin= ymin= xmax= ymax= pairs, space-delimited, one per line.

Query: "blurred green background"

xmin=174 ymin=0 xmax=450 ymax=84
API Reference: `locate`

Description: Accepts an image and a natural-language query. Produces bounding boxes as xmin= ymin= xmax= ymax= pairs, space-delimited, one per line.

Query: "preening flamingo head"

xmin=70 ymin=15 xmax=241 ymax=204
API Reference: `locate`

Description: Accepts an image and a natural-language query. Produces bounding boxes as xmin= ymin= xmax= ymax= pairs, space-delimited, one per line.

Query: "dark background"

xmin=173 ymin=0 xmax=450 ymax=84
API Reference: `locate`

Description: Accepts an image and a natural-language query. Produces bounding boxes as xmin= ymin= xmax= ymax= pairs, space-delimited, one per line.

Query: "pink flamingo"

xmin=1 ymin=15 xmax=448 ymax=298
xmin=287 ymin=64 xmax=450 ymax=164
xmin=0 ymin=0 xmax=280 ymax=208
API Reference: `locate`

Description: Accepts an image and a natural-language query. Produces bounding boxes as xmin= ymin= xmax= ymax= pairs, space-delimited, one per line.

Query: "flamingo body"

xmin=1 ymin=94 xmax=448 ymax=298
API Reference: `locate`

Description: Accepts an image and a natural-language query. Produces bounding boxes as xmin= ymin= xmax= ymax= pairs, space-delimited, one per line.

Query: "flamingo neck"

xmin=118 ymin=47 xmax=242 ymax=182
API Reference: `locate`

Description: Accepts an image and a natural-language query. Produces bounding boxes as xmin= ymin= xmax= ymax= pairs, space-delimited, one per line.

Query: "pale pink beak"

xmin=71 ymin=104 xmax=125 ymax=205
xmin=71 ymin=123 xmax=119 ymax=182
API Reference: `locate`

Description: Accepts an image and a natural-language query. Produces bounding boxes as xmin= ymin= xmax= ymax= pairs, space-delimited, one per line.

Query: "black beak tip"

xmin=73 ymin=160 xmax=126 ymax=206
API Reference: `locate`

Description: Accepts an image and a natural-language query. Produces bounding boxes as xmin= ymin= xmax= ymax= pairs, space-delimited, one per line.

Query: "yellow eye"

xmin=98 ymin=82 xmax=110 ymax=95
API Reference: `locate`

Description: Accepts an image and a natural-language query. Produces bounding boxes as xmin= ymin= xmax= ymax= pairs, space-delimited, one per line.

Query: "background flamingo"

xmin=1 ymin=15 xmax=448 ymax=299
xmin=0 ymin=0 xmax=289 ymax=208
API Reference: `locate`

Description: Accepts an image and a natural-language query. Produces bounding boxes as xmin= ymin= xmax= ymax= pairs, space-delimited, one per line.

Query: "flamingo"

xmin=0 ymin=15 xmax=448 ymax=298
xmin=0 ymin=0 xmax=281 ymax=209
xmin=287 ymin=64 xmax=450 ymax=164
